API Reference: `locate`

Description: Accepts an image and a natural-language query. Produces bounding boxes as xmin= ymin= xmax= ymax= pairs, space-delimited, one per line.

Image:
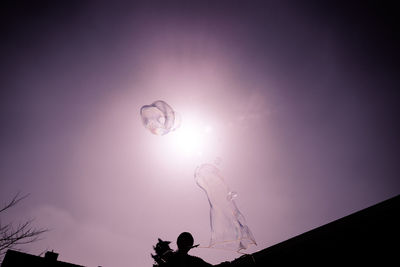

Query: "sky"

xmin=1 ymin=0 xmax=399 ymax=266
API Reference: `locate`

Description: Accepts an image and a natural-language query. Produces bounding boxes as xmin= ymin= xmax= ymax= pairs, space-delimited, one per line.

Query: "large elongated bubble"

xmin=195 ymin=163 xmax=256 ymax=251
xmin=140 ymin=100 xmax=177 ymax=136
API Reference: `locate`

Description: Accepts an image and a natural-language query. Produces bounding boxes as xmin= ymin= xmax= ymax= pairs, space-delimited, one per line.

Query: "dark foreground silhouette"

xmin=152 ymin=194 xmax=400 ymax=267
xmin=151 ymin=232 xmax=230 ymax=267
xmin=1 ymin=250 xmax=83 ymax=267
xmin=2 ymin=195 xmax=398 ymax=266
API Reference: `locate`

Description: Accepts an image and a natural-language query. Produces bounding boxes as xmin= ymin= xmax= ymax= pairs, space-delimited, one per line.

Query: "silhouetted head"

xmin=177 ymin=232 xmax=195 ymax=254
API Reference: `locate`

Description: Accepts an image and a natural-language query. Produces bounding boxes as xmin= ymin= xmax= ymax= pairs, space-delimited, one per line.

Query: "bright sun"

xmin=167 ymin=115 xmax=214 ymax=157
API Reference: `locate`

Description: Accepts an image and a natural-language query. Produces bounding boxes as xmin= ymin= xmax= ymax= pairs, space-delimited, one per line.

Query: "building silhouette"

xmin=1 ymin=250 xmax=84 ymax=267
xmin=233 ymin=194 xmax=400 ymax=266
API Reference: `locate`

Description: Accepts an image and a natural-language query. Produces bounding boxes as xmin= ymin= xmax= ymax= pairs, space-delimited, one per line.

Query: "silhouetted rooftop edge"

xmin=1 ymin=249 xmax=85 ymax=267
xmin=232 ymin=194 xmax=400 ymax=266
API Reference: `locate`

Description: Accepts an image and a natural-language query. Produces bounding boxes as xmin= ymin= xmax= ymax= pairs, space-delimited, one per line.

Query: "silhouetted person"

xmin=167 ymin=232 xmax=230 ymax=267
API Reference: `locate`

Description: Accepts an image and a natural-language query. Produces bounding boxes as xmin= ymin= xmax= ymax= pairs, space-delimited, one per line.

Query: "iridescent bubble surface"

xmin=140 ymin=100 xmax=177 ymax=135
xmin=194 ymin=163 xmax=256 ymax=251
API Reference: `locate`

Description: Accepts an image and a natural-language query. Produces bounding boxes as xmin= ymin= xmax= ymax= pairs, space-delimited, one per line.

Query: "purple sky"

xmin=1 ymin=1 xmax=399 ymax=266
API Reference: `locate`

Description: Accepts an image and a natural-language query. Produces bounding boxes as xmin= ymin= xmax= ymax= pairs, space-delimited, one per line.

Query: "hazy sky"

xmin=1 ymin=1 xmax=399 ymax=266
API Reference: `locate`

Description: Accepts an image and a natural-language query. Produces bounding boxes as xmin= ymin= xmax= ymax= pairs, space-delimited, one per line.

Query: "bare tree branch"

xmin=0 ymin=192 xmax=28 ymax=213
xmin=0 ymin=193 xmax=48 ymax=260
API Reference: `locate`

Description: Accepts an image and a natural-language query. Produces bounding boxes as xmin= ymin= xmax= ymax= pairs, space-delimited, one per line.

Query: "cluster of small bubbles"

xmin=140 ymin=100 xmax=179 ymax=136
xmin=227 ymin=191 xmax=238 ymax=201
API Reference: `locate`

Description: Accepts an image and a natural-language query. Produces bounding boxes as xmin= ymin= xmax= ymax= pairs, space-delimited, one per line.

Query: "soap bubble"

xmin=194 ymin=163 xmax=256 ymax=251
xmin=171 ymin=111 xmax=182 ymax=131
xmin=140 ymin=100 xmax=178 ymax=135
xmin=227 ymin=191 xmax=238 ymax=201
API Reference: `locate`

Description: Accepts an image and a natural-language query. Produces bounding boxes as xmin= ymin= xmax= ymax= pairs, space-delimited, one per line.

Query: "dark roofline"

xmin=233 ymin=194 xmax=400 ymax=266
xmin=1 ymin=249 xmax=85 ymax=267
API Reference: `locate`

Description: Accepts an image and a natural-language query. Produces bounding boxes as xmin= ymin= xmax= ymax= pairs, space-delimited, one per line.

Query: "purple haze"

xmin=1 ymin=1 xmax=399 ymax=266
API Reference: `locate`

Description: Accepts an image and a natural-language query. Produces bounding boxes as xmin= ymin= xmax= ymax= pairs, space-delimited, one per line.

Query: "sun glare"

xmin=167 ymin=116 xmax=214 ymax=157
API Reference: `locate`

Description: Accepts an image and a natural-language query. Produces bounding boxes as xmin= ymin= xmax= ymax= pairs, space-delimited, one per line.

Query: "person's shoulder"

xmin=187 ymin=254 xmax=203 ymax=261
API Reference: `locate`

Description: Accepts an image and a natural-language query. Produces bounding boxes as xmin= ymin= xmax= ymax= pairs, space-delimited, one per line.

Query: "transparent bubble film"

xmin=195 ymin=163 xmax=256 ymax=251
xmin=140 ymin=100 xmax=177 ymax=135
